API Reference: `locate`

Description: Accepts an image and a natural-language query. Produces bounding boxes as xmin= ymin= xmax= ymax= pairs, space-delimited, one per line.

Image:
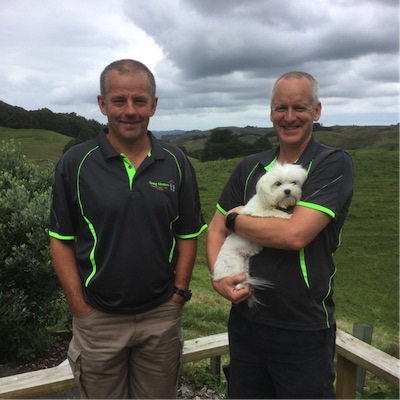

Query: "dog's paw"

xmin=235 ymin=282 xmax=246 ymax=290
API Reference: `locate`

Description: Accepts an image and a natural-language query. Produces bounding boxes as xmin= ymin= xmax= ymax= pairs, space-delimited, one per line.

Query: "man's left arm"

xmin=172 ymin=237 xmax=197 ymax=304
xmin=231 ymin=205 xmax=332 ymax=251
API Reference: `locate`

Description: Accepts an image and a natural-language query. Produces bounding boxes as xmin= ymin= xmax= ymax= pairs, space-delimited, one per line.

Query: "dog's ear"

xmin=256 ymin=173 xmax=275 ymax=202
xmin=256 ymin=172 xmax=267 ymax=191
xmin=299 ymin=168 xmax=308 ymax=184
xmin=291 ymin=165 xmax=308 ymax=185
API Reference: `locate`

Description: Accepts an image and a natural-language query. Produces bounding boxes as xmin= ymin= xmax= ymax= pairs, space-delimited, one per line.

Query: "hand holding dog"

xmin=211 ymin=274 xmax=252 ymax=304
xmin=212 ymin=163 xmax=307 ymax=307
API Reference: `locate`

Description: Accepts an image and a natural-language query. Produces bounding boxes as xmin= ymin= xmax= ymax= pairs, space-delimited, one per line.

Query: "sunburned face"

xmin=270 ymin=77 xmax=321 ymax=150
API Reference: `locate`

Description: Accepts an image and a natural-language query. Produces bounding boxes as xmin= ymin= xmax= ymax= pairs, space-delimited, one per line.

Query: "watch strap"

xmin=173 ymin=286 xmax=192 ymax=301
xmin=226 ymin=212 xmax=239 ymax=232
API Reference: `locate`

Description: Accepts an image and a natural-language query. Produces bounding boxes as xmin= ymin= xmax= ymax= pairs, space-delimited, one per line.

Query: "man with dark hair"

xmin=50 ymin=59 xmax=207 ymax=399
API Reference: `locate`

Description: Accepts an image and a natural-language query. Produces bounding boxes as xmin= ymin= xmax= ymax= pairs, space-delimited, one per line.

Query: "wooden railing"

xmin=0 ymin=330 xmax=398 ymax=399
xmin=335 ymin=330 xmax=399 ymax=398
xmin=0 ymin=333 xmax=229 ymax=399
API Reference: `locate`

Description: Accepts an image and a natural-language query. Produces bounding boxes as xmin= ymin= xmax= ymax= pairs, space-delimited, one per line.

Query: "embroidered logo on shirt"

xmin=149 ymin=180 xmax=176 ymax=192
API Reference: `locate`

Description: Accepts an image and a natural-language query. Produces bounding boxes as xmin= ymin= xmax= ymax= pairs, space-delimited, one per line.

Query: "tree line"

xmin=0 ymin=100 xmax=103 ymax=148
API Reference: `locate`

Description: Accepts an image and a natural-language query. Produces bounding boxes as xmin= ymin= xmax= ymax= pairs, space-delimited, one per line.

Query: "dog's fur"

xmin=213 ymin=162 xmax=308 ymax=307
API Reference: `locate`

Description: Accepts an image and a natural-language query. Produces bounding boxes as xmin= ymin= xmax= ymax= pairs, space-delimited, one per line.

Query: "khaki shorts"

xmin=68 ymin=300 xmax=183 ymax=399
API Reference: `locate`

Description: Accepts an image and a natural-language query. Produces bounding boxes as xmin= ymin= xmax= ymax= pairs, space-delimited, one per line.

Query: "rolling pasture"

xmin=1 ymin=126 xmax=398 ymax=355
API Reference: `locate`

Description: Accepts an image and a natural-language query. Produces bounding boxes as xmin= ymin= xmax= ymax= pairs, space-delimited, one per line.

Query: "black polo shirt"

xmin=50 ymin=129 xmax=207 ymax=314
xmin=217 ymin=137 xmax=354 ymax=330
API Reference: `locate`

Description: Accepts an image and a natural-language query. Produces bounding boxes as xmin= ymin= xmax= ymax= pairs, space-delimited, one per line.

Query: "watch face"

xmin=185 ymin=291 xmax=192 ymax=301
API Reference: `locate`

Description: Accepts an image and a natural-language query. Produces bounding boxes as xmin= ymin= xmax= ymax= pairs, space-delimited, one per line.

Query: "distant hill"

xmin=161 ymin=124 xmax=399 ymax=154
xmin=152 ymin=129 xmax=186 ymax=138
xmin=0 ymin=101 xmax=398 ymax=157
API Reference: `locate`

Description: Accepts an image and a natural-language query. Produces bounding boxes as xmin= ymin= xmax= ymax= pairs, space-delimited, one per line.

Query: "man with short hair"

xmin=50 ymin=59 xmax=207 ymax=399
xmin=207 ymin=71 xmax=354 ymax=398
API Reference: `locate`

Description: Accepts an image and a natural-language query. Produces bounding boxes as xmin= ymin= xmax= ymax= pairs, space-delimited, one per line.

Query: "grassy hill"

xmin=0 ymin=127 xmax=71 ymax=165
xmin=313 ymin=125 xmax=399 ymax=150
xmin=2 ymin=125 xmax=398 ymax=165
xmin=1 ymin=127 xmax=398 ymax=357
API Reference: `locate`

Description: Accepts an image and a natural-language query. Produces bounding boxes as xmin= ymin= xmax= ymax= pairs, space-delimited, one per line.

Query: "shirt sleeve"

xmin=49 ymin=156 xmax=78 ymax=240
xmin=175 ymin=156 xmax=207 ymax=238
xmin=298 ymin=150 xmax=354 ymax=219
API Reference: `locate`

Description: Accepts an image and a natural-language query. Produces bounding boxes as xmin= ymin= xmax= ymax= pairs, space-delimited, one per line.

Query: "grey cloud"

xmin=123 ymin=0 xmax=398 ymax=129
xmin=125 ymin=0 xmax=398 ymax=79
xmin=0 ymin=0 xmax=397 ymax=130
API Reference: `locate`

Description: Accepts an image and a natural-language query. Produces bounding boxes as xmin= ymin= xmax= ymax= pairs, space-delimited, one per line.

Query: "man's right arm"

xmin=50 ymin=237 xmax=93 ymax=317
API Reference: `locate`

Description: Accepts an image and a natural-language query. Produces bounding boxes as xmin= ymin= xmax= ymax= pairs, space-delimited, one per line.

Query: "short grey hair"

xmin=100 ymin=59 xmax=156 ymax=98
xmin=270 ymin=71 xmax=319 ymax=107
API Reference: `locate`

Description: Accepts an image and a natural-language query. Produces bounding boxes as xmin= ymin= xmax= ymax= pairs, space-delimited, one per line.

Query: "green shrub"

xmin=0 ymin=140 xmax=65 ymax=362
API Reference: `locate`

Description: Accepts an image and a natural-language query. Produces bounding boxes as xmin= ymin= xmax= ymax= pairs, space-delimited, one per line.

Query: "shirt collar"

xmin=97 ymin=128 xmax=166 ymax=161
xmin=255 ymin=136 xmax=321 ymax=169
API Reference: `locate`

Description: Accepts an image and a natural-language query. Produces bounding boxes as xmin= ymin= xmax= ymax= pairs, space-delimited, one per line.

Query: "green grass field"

xmin=0 ymin=127 xmax=71 ymax=165
xmin=1 ymin=128 xmax=398 ymax=353
xmin=1 ymin=128 xmax=398 ymax=395
xmin=189 ymin=150 xmax=399 ymax=358
xmin=334 ymin=150 xmax=399 ymax=352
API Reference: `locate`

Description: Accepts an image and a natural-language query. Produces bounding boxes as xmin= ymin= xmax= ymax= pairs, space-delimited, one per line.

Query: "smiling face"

xmin=97 ymin=70 xmax=158 ymax=151
xmin=270 ymin=76 xmax=321 ymax=151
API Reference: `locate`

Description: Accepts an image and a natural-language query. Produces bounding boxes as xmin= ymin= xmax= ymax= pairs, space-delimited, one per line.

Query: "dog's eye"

xmin=291 ymin=181 xmax=297 ymax=185
xmin=275 ymin=181 xmax=282 ymax=186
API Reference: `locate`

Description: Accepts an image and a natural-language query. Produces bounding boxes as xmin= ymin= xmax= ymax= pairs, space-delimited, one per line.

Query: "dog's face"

xmin=256 ymin=163 xmax=307 ymax=209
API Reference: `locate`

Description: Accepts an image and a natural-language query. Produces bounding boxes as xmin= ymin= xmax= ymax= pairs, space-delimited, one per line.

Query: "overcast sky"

xmin=0 ymin=0 xmax=398 ymax=131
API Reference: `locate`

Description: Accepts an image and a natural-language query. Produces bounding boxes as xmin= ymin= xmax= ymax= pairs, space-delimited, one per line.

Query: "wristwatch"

xmin=225 ymin=212 xmax=239 ymax=232
xmin=173 ymin=287 xmax=192 ymax=301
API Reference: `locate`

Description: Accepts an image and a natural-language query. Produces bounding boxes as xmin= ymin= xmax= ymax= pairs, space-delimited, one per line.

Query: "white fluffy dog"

xmin=213 ymin=162 xmax=307 ymax=306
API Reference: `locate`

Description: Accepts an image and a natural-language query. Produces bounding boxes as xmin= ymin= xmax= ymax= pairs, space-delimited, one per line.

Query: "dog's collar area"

xmin=273 ymin=205 xmax=294 ymax=214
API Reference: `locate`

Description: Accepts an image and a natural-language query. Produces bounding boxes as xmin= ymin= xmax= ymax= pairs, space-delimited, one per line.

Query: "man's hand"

xmin=211 ymin=274 xmax=252 ymax=304
xmin=71 ymin=300 xmax=94 ymax=318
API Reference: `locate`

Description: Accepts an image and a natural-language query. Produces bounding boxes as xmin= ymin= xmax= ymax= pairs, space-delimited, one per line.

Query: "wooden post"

xmin=353 ymin=323 xmax=373 ymax=395
xmin=210 ymin=356 xmax=221 ymax=378
xmin=336 ymin=353 xmax=358 ymax=399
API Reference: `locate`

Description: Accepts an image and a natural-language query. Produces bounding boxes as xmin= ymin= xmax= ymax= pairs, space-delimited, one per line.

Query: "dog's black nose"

xmin=284 ymin=189 xmax=291 ymax=196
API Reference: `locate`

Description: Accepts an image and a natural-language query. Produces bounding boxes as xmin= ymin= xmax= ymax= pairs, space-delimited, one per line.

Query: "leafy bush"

xmin=0 ymin=140 xmax=65 ymax=362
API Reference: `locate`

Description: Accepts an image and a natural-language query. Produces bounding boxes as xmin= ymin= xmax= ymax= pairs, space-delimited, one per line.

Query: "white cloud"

xmin=0 ymin=0 xmax=398 ymax=131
